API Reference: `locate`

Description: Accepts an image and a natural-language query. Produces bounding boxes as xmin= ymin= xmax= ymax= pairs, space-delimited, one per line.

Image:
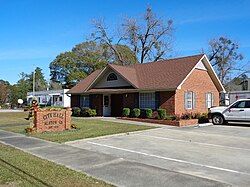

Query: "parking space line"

xmin=136 ymin=134 xmax=250 ymax=151
xmin=87 ymin=141 xmax=250 ymax=176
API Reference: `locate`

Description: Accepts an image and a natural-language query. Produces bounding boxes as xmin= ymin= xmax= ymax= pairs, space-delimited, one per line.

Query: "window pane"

xmin=107 ymin=73 xmax=118 ymax=81
xmin=185 ymin=91 xmax=193 ymax=109
xmin=139 ymin=93 xmax=155 ymax=109
xmin=206 ymin=93 xmax=212 ymax=108
xmin=245 ymin=101 xmax=250 ymax=108
xmin=80 ymin=95 xmax=90 ymax=107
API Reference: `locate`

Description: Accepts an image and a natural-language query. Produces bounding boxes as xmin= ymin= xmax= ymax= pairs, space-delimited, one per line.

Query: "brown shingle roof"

xmin=67 ymin=69 xmax=102 ymax=94
xmin=134 ymin=54 xmax=204 ymax=90
xmin=68 ymin=54 xmax=204 ymax=94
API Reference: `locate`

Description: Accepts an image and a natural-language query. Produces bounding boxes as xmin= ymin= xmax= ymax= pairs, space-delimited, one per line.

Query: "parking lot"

xmin=67 ymin=124 xmax=250 ymax=186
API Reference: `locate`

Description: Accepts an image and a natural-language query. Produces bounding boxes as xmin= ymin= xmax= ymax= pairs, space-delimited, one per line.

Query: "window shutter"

xmin=184 ymin=92 xmax=188 ymax=109
xmin=155 ymin=92 xmax=160 ymax=109
xmin=205 ymin=93 xmax=208 ymax=109
xmin=193 ymin=92 xmax=196 ymax=109
xmin=211 ymin=93 xmax=214 ymax=107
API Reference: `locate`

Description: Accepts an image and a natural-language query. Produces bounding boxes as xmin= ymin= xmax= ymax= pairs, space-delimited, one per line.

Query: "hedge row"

xmin=122 ymin=108 xmax=167 ymax=120
xmin=72 ymin=107 xmax=97 ymax=117
xmin=122 ymin=108 xmax=208 ymax=122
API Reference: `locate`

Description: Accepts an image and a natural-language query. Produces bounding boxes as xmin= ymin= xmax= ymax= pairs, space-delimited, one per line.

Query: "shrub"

xmin=72 ymin=107 xmax=81 ymax=117
xmin=145 ymin=108 xmax=153 ymax=118
xmin=180 ymin=113 xmax=192 ymax=120
xmin=89 ymin=109 xmax=97 ymax=117
xmin=122 ymin=108 xmax=130 ymax=117
xmin=157 ymin=109 xmax=166 ymax=119
xmin=198 ymin=113 xmax=209 ymax=123
xmin=132 ymin=108 xmax=140 ymax=118
xmin=80 ymin=107 xmax=90 ymax=117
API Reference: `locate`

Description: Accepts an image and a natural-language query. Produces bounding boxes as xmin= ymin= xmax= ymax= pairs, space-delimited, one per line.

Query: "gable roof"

xmin=67 ymin=69 xmax=102 ymax=94
xmin=68 ymin=54 xmax=225 ymax=94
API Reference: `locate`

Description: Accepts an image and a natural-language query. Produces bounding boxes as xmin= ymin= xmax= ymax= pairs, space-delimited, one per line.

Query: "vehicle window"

xmin=245 ymin=101 xmax=250 ymax=108
xmin=231 ymin=101 xmax=246 ymax=108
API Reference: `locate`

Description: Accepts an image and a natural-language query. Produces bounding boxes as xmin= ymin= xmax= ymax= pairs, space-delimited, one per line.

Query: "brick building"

xmin=67 ymin=54 xmax=225 ymax=116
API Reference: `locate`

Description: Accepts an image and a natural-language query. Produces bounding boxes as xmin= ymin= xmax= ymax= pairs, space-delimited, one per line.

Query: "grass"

xmin=0 ymin=143 xmax=113 ymax=187
xmin=0 ymin=112 xmax=155 ymax=143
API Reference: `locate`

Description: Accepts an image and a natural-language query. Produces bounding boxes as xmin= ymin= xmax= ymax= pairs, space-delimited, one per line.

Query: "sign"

xmin=34 ymin=108 xmax=72 ymax=132
xmin=42 ymin=112 xmax=65 ymax=127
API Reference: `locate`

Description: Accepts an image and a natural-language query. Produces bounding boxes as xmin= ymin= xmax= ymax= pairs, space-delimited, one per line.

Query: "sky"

xmin=0 ymin=0 xmax=250 ymax=84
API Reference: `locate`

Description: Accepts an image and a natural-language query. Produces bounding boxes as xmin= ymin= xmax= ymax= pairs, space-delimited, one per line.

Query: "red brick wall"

xmin=71 ymin=95 xmax=80 ymax=107
xmin=34 ymin=108 xmax=72 ymax=132
xmin=175 ymin=69 xmax=219 ymax=115
xmin=122 ymin=93 xmax=139 ymax=109
xmin=90 ymin=94 xmax=103 ymax=116
xmin=159 ymin=91 xmax=175 ymax=114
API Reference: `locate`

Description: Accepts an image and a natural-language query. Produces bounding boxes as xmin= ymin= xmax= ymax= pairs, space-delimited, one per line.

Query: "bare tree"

xmin=208 ymin=37 xmax=245 ymax=85
xmin=92 ymin=6 xmax=173 ymax=64
xmin=123 ymin=7 xmax=173 ymax=63
xmin=91 ymin=20 xmax=123 ymax=64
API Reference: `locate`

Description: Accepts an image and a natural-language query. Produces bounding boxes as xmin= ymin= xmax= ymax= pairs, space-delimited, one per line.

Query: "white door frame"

xmin=103 ymin=94 xmax=111 ymax=116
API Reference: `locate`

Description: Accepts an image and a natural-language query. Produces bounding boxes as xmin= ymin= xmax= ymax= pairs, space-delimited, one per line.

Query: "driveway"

xmin=67 ymin=124 xmax=250 ymax=186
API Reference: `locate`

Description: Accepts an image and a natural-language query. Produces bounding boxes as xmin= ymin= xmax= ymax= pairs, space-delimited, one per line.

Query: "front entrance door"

xmin=103 ymin=95 xmax=111 ymax=116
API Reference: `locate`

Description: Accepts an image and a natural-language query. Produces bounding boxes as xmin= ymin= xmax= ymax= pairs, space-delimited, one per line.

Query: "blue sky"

xmin=0 ymin=0 xmax=250 ymax=84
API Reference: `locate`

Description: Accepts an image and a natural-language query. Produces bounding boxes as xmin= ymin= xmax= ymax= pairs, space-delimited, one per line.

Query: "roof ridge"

xmin=134 ymin=53 xmax=205 ymax=66
xmin=107 ymin=53 xmax=204 ymax=68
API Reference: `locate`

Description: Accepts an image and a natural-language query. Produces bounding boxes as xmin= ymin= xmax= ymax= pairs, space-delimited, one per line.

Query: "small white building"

xmin=27 ymin=89 xmax=71 ymax=107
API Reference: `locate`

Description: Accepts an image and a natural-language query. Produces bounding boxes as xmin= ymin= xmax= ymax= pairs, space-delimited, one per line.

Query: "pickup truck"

xmin=209 ymin=99 xmax=250 ymax=125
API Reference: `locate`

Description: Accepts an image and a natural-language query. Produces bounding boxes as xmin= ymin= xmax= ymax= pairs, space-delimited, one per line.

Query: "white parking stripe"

xmin=136 ymin=134 xmax=250 ymax=151
xmin=87 ymin=141 xmax=250 ymax=176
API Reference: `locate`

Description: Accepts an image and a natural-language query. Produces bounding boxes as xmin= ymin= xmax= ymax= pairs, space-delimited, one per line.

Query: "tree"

xmin=9 ymin=73 xmax=31 ymax=107
xmin=8 ymin=67 xmax=47 ymax=107
xmin=50 ymin=41 xmax=137 ymax=88
xmin=30 ymin=67 xmax=48 ymax=91
xmin=208 ymin=37 xmax=244 ymax=85
xmin=0 ymin=80 xmax=10 ymax=106
xmin=92 ymin=6 xmax=173 ymax=63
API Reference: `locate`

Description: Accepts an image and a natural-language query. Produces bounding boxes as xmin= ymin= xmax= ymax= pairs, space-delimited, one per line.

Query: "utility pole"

xmin=33 ymin=67 xmax=35 ymax=96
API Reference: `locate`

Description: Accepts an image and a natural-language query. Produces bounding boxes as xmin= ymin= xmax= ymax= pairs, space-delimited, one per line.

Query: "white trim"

xmin=203 ymin=55 xmax=226 ymax=93
xmin=177 ymin=55 xmax=225 ymax=93
xmin=86 ymin=65 xmax=137 ymax=91
xmin=85 ymin=67 xmax=108 ymax=91
xmin=108 ymin=65 xmax=138 ymax=88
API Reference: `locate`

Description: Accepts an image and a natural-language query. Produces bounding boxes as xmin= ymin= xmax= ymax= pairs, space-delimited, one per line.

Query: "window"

xmin=80 ymin=95 xmax=90 ymax=107
xmin=184 ymin=91 xmax=196 ymax=109
xmin=245 ymin=101 xmax=250 ymax=108
xmin=107 ymin=73 xmax=118 ymax=81
xmin=139 ymin=92 xmax=156 ymax=109
xmin=59 ymin=96 xmax=63 ymax=102
xmin=206 ymin=92 xmax=214 ymax=108
xmin=231 ymin=101 xmax=246 ymax=108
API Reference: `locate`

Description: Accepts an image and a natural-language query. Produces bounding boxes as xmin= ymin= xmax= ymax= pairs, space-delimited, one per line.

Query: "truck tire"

xmin=212 ymin=114 xmax=225 ymax=125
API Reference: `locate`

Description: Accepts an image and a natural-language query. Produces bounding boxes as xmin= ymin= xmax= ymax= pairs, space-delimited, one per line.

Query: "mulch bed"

xmin=119 ymin=117 xmax=199 ymax=127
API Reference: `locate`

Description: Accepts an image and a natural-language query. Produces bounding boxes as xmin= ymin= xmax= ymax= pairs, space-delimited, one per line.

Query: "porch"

xmin=71 ymin=90 xmax=176 ymax=117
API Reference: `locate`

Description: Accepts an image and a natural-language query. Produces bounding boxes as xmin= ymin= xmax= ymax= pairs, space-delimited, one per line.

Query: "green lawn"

xmin=0 ymin=143 xmax=113 ymax=187
xmin=0 ymin=112 xmax=155 ymax=143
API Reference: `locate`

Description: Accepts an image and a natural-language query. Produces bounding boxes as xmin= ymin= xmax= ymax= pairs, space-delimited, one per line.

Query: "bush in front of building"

xmin=145 ymin=108 xmax=153 ymax=118
xmin=132 ymin=108 xmax=140 ymax=118
xmin=80 ymin=107 xmax=91 ymax=117
xmin=157 ymin=109 xmax=167 ymax=119
xmin=72 ymin=107 xmax=81 ymax=117
xmin=89 ymin=109 xmax=97 ymax=117
xmin=79 ymin=107 xmax=97 ymax=117
xmin=122 ymin=108 xmax=130 ymax=117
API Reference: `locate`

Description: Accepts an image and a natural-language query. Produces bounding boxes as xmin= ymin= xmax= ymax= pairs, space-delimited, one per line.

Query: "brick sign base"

xmin=34 ymin=108 xmax=72 ymax=132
